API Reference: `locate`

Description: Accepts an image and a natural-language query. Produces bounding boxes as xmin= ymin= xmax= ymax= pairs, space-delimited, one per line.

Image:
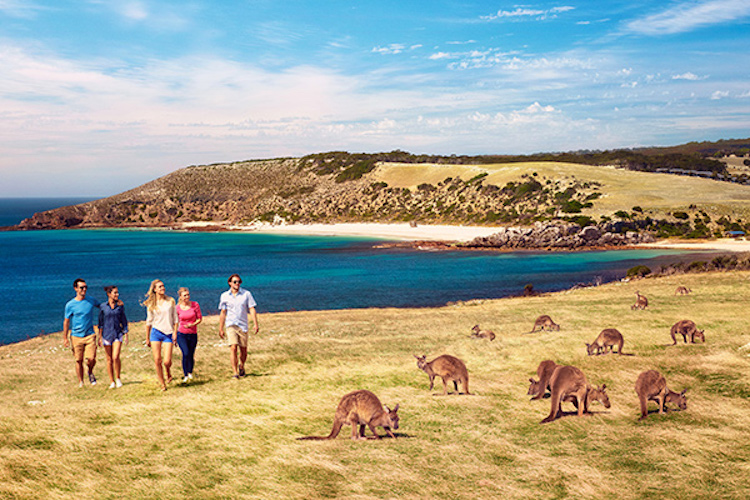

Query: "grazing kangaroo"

xmin=530 ymin=314 xmax=561 ymax=333
xmin=674 ymin=286 xmax=692 ymax=295
xmin=670 ymin=319 xmax=705 ymax=345
xmin=541 ymin=365 xmax=611 ymax=424
xmin=586 ymin=328 xmax=626 ymax=355
xmin=414 ymin=354 xmax=470 ymax=395
xmin=634 ymin=370 xmax=687 ymax=420
xmin=471 ymin=324 xmax=496 ymax=341
xmin=631 ymin=291 xmax=648 ymax=310
xmin=527 ymin=360 xmax=557 ymax=400
xmin=297 ymin=390 xmax=400 ymax=441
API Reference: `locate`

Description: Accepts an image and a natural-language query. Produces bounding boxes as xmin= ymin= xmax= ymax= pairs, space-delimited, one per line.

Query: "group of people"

xmin=62 ymin=274 xmax=259 ymax=391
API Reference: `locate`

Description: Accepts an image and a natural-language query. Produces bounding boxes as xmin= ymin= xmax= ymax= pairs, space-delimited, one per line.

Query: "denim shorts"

xmin=149 ymin=328 xmax=173 ymax=343
xmin=102 ymin=332 xmax=126 ymax=346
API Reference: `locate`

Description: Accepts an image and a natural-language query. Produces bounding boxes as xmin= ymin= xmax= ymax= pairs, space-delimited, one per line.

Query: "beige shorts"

xmin=226 ymin=325 xmax=248 ymax=347
xmin=71 ymin=334 xmax=97 ymax=361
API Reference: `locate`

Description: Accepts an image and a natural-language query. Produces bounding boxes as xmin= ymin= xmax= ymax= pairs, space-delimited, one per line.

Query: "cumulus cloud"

xmin=481 ymin=6 xmax=574 ymax=21
xmin=711 ymin=90 xmax=730 ymax=100
xmin=672 ymin=72 xmax=706 ymax=81
xmin=624 ymin=0 xmax=750 ymax=35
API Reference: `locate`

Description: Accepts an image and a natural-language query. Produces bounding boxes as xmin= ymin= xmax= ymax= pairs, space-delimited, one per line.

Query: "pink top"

xmin=177 ymin=301 xmax=202 ymax=334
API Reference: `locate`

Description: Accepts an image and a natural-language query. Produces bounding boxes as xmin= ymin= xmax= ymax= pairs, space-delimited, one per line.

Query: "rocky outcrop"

xmin=464 ymin=222 xmax=656 ymax=250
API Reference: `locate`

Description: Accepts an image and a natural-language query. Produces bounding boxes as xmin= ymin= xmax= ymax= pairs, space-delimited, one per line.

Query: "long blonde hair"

xmin=141 ymin=279 xmax=174 ymax=311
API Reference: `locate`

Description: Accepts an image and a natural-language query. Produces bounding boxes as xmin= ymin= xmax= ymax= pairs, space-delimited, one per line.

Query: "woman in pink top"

xmin=176 ymin=287 xmax=202 ymax=383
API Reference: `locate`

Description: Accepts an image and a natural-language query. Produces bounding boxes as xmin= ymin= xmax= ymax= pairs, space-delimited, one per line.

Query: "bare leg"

xmin=230 ymin=344 xmax=239 ymax=375
xmin=163 ymin=342 xmax=174 ymax=383
xmin=112 ymin=341 xmax=122 ymax=380
xmin=104 ymin=345 xmax=115 ymax=384
xmin=151 ymin=341 xmax=166 ymax=390
xmin=239 ymin=346 xmax=248 ymax=373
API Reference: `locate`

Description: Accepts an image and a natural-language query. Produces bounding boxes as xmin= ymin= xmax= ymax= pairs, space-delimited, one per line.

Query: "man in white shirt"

xmin=218 ymin=274 xmax=260 ymax=378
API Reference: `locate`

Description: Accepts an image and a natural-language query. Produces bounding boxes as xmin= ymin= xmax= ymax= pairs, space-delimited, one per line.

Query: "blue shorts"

xmin=149 ymin=328 xmax=173 ymax=343
xmin=102 ymin=332 xmax=126 ymax=346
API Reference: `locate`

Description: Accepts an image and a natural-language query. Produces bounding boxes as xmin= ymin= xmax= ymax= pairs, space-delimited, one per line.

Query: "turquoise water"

xmin=0 ymin=197 xmax=95 ymax=227
xmin=0 ymin=227 xmax=710 ymax=345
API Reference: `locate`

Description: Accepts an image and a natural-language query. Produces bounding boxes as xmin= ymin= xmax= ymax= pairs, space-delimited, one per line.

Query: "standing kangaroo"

xmin=631 ymin=291 xmax=648 ymax=310
xmin=415 ymin=354 xmax=470 ymax=395
xmin=670 ymin=319 xmax=705 ymax=345
xmin=674 ymin=286 xmax=692 ymax=295
xmin=634 ymin=370 xmax=687 ymax=420
xmin=530 ymin=314 xmax=561 ymax=333
xmin=527 ymin=360 xmax=557 ymax=400
xmin=541 ymin=365 xmax=610 ymax=424
xmin=586 ymin=328 xmax=626 ymax=355
xmin=471 ymin=324 xmax=496 ymax=341
xmin=297 ymin=390 xmax=400 ymax=441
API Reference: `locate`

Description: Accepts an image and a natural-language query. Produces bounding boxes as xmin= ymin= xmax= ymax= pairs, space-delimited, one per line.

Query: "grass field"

xmin=373 ymin=161 xmax=750 ymax=221
xmin=2 ymin=271 xmax=750 ymax=499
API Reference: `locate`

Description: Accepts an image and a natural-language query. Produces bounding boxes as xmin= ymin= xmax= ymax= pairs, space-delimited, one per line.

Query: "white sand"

xmin=641 ymin=238 xmax=750 ymax=252
xmin=238 ymin=222 xmax=500 ymax=242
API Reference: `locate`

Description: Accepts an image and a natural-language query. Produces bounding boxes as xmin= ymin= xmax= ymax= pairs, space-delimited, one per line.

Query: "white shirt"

xmin=218 ymin=288 xmax=257 ymax=332
xmin=146 ymin=299 xmax=177 ymax=334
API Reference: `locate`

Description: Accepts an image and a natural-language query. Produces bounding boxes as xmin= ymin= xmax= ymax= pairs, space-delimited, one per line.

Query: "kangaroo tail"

xmin=297 ymin=420 xmax=342 ymax=441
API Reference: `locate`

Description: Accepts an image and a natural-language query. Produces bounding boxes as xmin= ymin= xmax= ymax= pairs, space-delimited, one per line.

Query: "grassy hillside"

xmin=2 ymin=271 xmax=750 ymax=499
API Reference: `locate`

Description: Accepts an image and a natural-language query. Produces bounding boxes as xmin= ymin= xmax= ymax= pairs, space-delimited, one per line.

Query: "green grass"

xmin=2 ymin=271 xmax=750 ymax=498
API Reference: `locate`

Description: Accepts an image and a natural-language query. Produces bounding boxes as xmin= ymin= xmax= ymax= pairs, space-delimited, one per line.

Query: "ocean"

xmin=0 ymin=198 xmax=711 ymax=345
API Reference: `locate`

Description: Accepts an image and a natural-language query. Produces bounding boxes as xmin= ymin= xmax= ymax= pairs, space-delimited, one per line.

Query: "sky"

xmin=1 ymin=1 xmax=749 ymax=197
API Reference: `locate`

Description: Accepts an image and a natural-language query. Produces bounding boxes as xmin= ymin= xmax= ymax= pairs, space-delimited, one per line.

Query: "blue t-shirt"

xmin=64 ymin=296 xmax=100 ymax=337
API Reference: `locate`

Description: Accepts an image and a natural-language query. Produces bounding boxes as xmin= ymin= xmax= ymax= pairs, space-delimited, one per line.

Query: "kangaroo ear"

xmin=681 ymin=389 xmax=687 ymax=395
xmin=529 ymin=378 xmax=535 ymax=383
xmin=384 ymin=405 xmax=390 ymax=412
xmin=393 ymin=403 xmax=399 ymax=412
xmin=601 ymin=384 xmax=607 ymax=390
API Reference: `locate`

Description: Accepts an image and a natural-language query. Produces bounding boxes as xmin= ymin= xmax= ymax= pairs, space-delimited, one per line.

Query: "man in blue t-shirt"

xmin=63 ymin=278 xmax=100 ymax=387
xmin=218 ymin=274 xmax=259 ymax=379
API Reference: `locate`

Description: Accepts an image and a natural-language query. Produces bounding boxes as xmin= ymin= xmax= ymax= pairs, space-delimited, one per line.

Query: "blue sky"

xmin=1 ymin=1 xmax=749 ymax=196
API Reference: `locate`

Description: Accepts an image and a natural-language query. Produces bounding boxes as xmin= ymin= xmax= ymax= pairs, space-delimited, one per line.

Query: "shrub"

xmin=672 ymin=211 xmax=689 ymax=220
xmin=626 ymin=265 xmax=651 ymax=278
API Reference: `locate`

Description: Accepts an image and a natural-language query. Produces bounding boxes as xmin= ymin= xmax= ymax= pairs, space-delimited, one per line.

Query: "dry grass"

xmin=2 ymin=271 xmax=750 ymax=499
xmin=373 ymin=161 xmax=750 ymax=220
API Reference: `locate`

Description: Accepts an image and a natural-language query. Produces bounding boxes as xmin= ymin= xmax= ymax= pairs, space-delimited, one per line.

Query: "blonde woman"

xmin=142 ymin=279 xmax=178 ymax=391
xmin=176 ymin=287 xmax=202 ymax=382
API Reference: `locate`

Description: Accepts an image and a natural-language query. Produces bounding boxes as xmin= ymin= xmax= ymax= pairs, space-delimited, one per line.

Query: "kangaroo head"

xmin=666 ymin=389 xmax=688 ymax=410
xmin=414 ymin=354 xmax=427 ymax=370
xmin=527 ymin=378 xmax=541 ymax=395
xmin=471 ymin=324 xmax=480 ymax=333
xmin=585 ymin=343 xmax=596 ymax=356
xmin=695 ymin=330 xmax=705 ymax=342
xmin=594 ymin=384 xmax=611 ymax=408
xmin=384 ymin=404 xmax=400 ymax=430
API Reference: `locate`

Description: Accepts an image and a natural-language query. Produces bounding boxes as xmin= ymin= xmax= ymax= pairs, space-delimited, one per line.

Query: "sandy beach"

xmin=641 ymin=238 xmax=750 ymax=252
xmin=231 ymin=222 xmax=501 ymax=242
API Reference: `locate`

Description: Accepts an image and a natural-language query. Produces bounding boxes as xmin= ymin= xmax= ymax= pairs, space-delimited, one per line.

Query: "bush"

xmin=626 ymin=265 xmax=651 ymax=278
xmin=672 ymin=211 xmax=689 ymax=220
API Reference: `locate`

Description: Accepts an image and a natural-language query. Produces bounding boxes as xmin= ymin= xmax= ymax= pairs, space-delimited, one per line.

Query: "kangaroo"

xmin=415 ymin=354 xmax=470 ymax=395
xmin=634 ymin=370 xmax=687 ymax=420
xmin=297 ymin=390 xmax=400 ymax=441
xmin=586 ymin=328 xmax=626 ymax=355
xmin=675 ymin=286 xmax=692 ymax=295
xmin=631 ymin=291 xmax=648 ymax=310
xmin=541 ymin=365 xmax=611 ymax=424
xmin=471 ymin=324 xmax=496 ymax=341
xmin=670 ymin=319 xmax=705 ymax=345
xmin=527 ymin=360 xmax=557 ymax=400
xmin=530 ymin=314 xmax=561 ymax=333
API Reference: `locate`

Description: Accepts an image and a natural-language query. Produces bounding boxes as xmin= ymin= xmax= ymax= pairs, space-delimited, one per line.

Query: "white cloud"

xmin=711 ymin=90 xmax=729 ymax=100
xmin=625 ymin=0 xmax=750 ymax=35
xmin=481 ymin=6 xmax=575 ymax=22
xmin=429 ymin=52 xmax=453 ymax=60
xmin=0 ymin=0 xmax=44 ymax=18
xmin=672 ymin=72 xmax=706 ymax=81
xmin=372 ymin=44 xmax=406 ymax=55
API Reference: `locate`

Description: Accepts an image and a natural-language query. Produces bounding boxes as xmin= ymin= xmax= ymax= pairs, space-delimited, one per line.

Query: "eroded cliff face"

xmin=17 ymin=156 xmax=603 ymax=230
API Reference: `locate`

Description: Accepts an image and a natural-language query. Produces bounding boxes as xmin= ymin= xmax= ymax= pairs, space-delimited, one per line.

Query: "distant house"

xmin=726 ymin=230 xmax=746 ymax=238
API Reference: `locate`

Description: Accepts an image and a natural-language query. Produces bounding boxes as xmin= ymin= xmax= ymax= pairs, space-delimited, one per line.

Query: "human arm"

xmin=218 ymin=309 xmax=226 ymax=338
xmin=62 ymin=317 xmax=71 ymax=348
xmin=249 ymin=307 xmax=259 ymax=334
xmin=121 ymin=306 xmax=129 ymax=344
xmin=192 ymin=302 xmax=202 ymax=328
xmin=145 ymin=307 xmax=152 ymax=347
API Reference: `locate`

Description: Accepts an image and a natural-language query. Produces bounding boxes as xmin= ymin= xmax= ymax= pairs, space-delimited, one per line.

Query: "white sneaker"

xmin=115 ymin=379 xmax=123 ymax=388
xmin=109 ymin=382 xmax=116 ymax=389
xmin=182 ymin=376 xmax=189 ymax=383
xmin=187 ymin=373 xmax=193 ymax=380
xmin=78 ymin=381 xmax=84 ymax=388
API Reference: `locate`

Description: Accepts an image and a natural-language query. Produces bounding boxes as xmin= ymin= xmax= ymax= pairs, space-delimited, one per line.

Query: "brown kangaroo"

xmin=674 ymin=286 xmax=692 ymax=295
xmin=297 ymin=390 xmax=400 ymax=440
xmin=527 ymin=360 xmax=557 ymax=400
xmin=631 ymin=291 xmax=648 ymax=310
xmin=530 ymin=314 xmax=561 ymax=333
xmin=471 ymin=324 xmax=496 ymax=341
xmin=670 ymin=319 xmax=705 ymax=345
xmin=415 ymin=354 xmax=470 ymax=395
xmin=586 ymin=328 xmax=626 ymax=355
xmin=541 ymin=365 xmax=611 ymax=424
xmin=634 ymin=370 xmax=687 ymax=420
